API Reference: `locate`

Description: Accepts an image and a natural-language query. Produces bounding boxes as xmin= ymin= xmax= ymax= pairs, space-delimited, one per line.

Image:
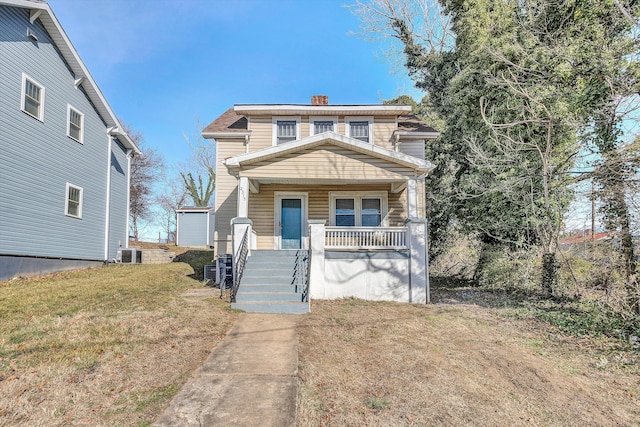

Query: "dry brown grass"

xmin=297 ymin=298 xmax=640 ymax=427
xmin=0 ymin=262 xmax=237 ymax=427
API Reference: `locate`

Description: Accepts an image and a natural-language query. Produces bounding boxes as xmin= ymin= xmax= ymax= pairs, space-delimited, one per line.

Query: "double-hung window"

xmin=21 ymin=73 xmax=44 ymax=121
xmin=346 ymin=117 xmax=373 ymax=143
xmin=314 ymin=121 xmax=334 ymax=133
xmin=67 ymin=105 xmax=84 ymax=143
xmin=65 ymin=183 xmax=83 ymax=218
xmin=276 ymin=120 xmax=297 ymax=144
xmin=330 ymin=192 xmax=387 ymax=227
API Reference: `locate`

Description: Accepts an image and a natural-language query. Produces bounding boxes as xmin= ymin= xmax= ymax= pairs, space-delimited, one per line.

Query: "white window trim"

xmin=274 ymin=192 xmax=309 ymax=249
xmin=66 ymin=104 xmax=84 ymax=143
xmin=65 ymin=183 xmax=83 ymax=219
xmin=272 ymin=116 xmax=301 ymax=146
xmin=329 ymin=191 xmax=388 ymax=226
xmin=21 ymin=72 xmax=45 ymax=121
xmin=309 ymin=116 xmax=338 ymax=136
xmin=345 ymin=116 xmax=374 ymax=144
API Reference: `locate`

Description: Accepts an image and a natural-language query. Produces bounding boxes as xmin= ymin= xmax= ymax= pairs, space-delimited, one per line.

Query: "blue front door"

xmin=281 ymin=198 xmax=302 ymax=249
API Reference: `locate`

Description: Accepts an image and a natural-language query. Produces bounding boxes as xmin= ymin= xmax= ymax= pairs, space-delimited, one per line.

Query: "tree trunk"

xmin=620 ymin=214 xmax=639 ymax=315
xmin=541 ymin=252 xmax=559 ymax=297
xmin=473 ymin=242 xmax=492 ymax=285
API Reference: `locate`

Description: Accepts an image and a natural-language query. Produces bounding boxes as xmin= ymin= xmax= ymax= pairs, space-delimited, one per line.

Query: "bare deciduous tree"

xmin=125 ymin=124 xmax=165 ymax=241
xmin=179 ymin=121 xmax=215 ymax=207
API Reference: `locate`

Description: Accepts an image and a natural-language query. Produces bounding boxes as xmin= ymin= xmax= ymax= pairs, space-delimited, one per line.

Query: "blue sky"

xmin=47 ymin=0 xmax=419 ymax=166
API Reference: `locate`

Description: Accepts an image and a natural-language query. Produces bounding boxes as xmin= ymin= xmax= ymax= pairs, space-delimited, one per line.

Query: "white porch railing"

xmin=325 ymin=226 xmax=408 ymax=249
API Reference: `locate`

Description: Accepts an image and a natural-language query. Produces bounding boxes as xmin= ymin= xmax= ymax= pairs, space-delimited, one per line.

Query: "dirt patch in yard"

xmin=297 ymin=298 xmax=640 ymax=426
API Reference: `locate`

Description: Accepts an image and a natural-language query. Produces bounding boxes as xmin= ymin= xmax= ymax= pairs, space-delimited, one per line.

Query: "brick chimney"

xmin=311 ymin=95 xmax=328 ymax=105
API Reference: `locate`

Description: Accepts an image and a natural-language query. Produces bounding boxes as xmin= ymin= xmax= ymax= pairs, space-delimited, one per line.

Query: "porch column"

xmin=237 ymin=176 xmax=249 ymax=218
xmin=405 ymin=218 xmax=429 ymax=304
xmin=407 ymin=177 xmax=418 ymax=218
xmin=308 ymin=220 xmax=326 ymax=301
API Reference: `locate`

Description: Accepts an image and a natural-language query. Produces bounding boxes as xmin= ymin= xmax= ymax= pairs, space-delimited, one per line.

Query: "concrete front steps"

xmin=232 ymin=250 xmax=309 ymax=314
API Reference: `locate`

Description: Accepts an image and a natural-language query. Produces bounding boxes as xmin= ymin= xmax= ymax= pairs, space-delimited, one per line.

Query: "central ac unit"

xmin=117 ymin=248 xmax=142 ymax=264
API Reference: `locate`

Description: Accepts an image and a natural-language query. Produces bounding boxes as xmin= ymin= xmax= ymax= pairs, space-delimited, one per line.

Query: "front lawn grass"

xmin=298 ymin=297 xmax=640 ymax=426
xmin=0 ymin=262 xmax=237 ymax=427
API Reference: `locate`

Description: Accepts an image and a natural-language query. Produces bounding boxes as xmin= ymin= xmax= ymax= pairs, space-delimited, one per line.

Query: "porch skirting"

xmin=320 ymin=249 xmax=413 ymax=302
xmin=308 ymin=220 xmax=429 ymax=305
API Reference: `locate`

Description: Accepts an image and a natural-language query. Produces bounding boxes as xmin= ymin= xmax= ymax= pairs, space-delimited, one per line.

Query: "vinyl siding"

xmin=107 ymin=139 xmax=129 ymax=259
xmin=214 ymin=137 xmax=245 ymax=255
xmin=177 ymin=211 xmax=209 ymax=247
xmin=0 ymin=5 xmax=125 ymax=261
xmin=240 ymin=145 xmax=417 ymax=181
xmin=372 ymin=117 xmax=396 ymax=149
xmin=399 ymin=140 xmax=426 ymax=159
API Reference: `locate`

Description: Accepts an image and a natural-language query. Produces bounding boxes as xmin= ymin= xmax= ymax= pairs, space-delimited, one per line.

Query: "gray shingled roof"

xmin=397 ymin=114 xmax=438 ymax=133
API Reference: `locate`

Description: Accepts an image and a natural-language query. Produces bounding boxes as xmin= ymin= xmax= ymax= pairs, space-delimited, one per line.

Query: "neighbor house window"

xmin=21 ymin=73 xmax=44 ymax=120
xmin=67 ymin=105 xmax=84 ymax=143
xmin=276 ymin=120 xmax=297 ymax=144
xmin=346 ymin=117 xmax=373 ymax=143
xmin=330 ymin=192 xmax=387 ymax=226
xmin=65 ymin=183 xmax=83 ymax=218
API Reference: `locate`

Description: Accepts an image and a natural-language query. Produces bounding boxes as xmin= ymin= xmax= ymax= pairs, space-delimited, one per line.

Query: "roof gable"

xmin=225 ymin=131 xmax=433 ymax=174
xmin=240 ymin=144 xmax=419 ymax=181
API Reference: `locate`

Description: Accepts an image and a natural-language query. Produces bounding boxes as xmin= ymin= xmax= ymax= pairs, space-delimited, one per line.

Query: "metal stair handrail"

xmin=232 ymin=227 xmax=250 ymax=303
xmin=294 ymin=250 xmax=310 ymax=302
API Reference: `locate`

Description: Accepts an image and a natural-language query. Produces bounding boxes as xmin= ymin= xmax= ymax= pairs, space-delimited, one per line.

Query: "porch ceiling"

xmin=244 ymin=178 xmax=407 ymax=194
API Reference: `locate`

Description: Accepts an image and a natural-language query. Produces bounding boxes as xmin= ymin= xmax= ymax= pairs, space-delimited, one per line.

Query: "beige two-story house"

xmin=202 ymin=96 xmax=437 ymax=313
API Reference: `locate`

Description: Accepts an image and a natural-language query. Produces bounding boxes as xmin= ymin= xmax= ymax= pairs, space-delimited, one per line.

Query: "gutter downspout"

xmin=176 ymin=211 xmax=180 ymax=246
xmin=125 ymin=148 xmax=133 ymax=248
xmin=206 ymin=210 xmax=211 ymax=246
xmin=103 ymin=134 xmax=113 ymax=261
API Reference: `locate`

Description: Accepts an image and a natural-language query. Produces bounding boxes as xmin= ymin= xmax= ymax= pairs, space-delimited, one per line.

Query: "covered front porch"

xmin=225 ymin=132 xmax=432 ymax=309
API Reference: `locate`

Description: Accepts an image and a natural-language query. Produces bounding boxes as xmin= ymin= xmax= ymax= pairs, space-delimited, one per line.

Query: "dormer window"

xmin=273 ymin=117 xmax=300 ymax=145
xmin=346 ymin=117 xmax=373 ymax=143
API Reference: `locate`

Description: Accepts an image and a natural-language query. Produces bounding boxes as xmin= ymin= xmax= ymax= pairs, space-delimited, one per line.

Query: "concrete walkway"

xmin=154 ymin=313 xmax=299 ymax=427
